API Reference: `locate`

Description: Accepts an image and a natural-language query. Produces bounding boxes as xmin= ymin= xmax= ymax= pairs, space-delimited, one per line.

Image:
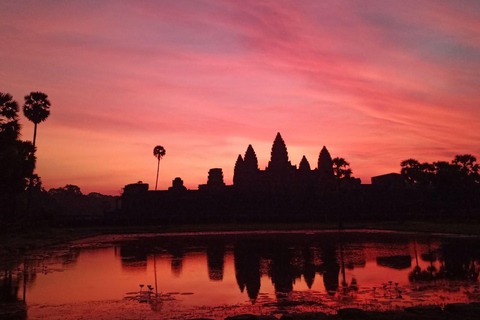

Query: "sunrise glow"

xmin=1 ymin=0 xmax=479 ymax=194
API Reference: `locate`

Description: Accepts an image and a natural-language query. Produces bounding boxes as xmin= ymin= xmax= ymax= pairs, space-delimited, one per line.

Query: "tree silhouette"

xmin=0 ymin=92 xmax=20 ymax=141
xmin=23 ymin=92 xmax=50 ymax=214
xmin=400 ymin=155 xmax=480 ymax=190
xmin=23 ymin=92 xmax=51 ymax=151
xmin=400 ymin=159 xmax=434 ymax=186
xmin=153 ymin=145 xmax=166 ymax=191
xmin=452 ymin=154 xmax=479 ymax=183
xmin=332 ymin=157 xmax=352 ymax=180
xmin=1 ymin=93 xmax=35 ymax=190
xmin=1 ymin=93 xmax=36 ymax=224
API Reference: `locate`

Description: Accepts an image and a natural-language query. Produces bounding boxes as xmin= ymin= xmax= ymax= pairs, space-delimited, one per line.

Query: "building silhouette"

xmin=233 ymin=133 xmax=335 ymax=192
xmin=115 ymin=132 xmax=375 ymax=224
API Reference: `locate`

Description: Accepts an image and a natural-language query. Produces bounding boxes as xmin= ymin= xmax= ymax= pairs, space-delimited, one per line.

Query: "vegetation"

xmin=332 ymin=157 xmax=352 ymax=180
xmin=400 ymin=155 xmax=479 ymax=187
xmin=22 ymin=91 xmax=51 ymax=151
xmin=0 ymin=92 xmax=36 ymax=226
xmin=153 ymin=145 xmax=166 ymax=191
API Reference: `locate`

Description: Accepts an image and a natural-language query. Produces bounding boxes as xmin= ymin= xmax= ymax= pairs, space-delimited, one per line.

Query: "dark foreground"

xmin=2 ymin=304 xmax=480 ymax=320
xmin=223 ymin=304 xmax=480 ymax=320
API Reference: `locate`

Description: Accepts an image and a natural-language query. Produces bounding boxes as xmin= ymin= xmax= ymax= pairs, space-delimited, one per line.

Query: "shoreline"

xmin=2 ymin=220 xmax=480 ymax=268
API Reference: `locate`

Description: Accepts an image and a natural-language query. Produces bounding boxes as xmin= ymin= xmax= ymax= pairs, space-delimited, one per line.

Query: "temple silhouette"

xmin=116 ymin=132 xmax=480 ymax=225
xmin=232 ymin=133 xmax=337 ymax=191
xmin=116 ymin=133 xmax=369 ymax=224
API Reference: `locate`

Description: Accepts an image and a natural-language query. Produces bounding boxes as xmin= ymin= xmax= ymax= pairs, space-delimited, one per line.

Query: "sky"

xmin=1 ymin=0 xmax=479 ymax=195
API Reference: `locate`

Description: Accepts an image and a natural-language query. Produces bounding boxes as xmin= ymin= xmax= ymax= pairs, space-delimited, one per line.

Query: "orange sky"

xmin=1 ymin=0 xmax=480 ymax=195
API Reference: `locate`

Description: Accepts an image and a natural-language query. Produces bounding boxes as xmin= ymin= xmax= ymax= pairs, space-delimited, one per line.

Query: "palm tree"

xmin=0 ymin=92 xmax=20 ymax=141
xmin=23 ymin=92 xmax=51 ymax=150
xmin=153 ymin=145 xmax=166 ymax=191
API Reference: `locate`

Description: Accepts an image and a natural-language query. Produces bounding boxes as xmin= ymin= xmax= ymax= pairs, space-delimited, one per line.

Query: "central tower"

xmin=266 ymin=132 xmax=296 ymax=188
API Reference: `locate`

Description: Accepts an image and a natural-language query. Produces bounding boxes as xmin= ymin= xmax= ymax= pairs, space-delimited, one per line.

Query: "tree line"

xmin=400 ymin=155 xmax=479 ymax=188
xmin=0 ymin=91 xmax=50 ymax=226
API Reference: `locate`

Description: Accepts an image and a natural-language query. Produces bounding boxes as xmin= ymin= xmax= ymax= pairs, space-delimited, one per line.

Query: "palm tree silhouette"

xmin=153 ymin=145 xmax=166 ymax=191
xmin=0 ymin=92 xmax=20 ymax=140
xmin=23 ymin=92 xmax=51 ymax=151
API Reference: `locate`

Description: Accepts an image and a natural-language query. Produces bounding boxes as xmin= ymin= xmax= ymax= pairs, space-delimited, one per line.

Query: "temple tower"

xmin=266 ymin=132 xmax=295 ymax=187
xmin=244 ymin=145 xmax=259 ymax=172
xmin=234 ymin=145 xmax=260 ymax=188
xmin=297 ymin=155 xmax=315 ymax=188
xmin=233 ymin=154 xmax=244 ymax=186
xmin=207 ymin=168 xmax=225 ymax=188
xmin=267 ymin=132 xmax=290 ymax=171
xmin=318 ymin=146 xmax=335 ymax=184
xmin=299 ymin=155 xmax=311 ymax=172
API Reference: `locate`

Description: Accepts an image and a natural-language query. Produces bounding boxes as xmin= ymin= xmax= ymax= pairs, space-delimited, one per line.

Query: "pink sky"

xmin=1 ymin=0 xmax=479 ymax=195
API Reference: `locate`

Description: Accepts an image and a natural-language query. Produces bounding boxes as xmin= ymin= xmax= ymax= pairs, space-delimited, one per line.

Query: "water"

xmin=2 ymin=230 xmax=480 ymax=319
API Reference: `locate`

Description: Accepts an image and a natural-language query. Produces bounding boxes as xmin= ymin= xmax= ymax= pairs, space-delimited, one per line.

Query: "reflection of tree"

xmin=0 ymin=270 xmax=27 ymax=320
xmin=234 ymin=243 xmax=261 ymax=302
xmin=376 ymin=255 xmax=412 ymax=270
xmin=0 ymin=271 xmax=20 ymax=303
xmin=442 ymin=241 xmax=479 ymax=281
xmin=207 ymin=242 xmax=225 ymax=281
xmin=338 ymin=241 xmax=358 ymax=298
xmin=409 ymin=240 xmax=480 ymax=282
xmin=409 ymin=265 xmax=439 ymax=282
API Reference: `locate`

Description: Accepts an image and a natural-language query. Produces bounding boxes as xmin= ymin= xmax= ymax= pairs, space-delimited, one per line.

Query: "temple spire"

xmin=267 ymin=132 xmax=290 ymax=170
xmin=233 ymin=154 xmax=244 ymax=186
xmin=244 ymin=145 xmax=259 ymax=171
xmin=299 ymin=155 xmax=311 ymax=171
xmin=318 ymin=146 xmax=334 ymax=182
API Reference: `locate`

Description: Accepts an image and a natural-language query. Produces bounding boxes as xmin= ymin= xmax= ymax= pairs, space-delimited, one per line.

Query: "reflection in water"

xmin=207 ymin=241 xmax=225 ymax=281
xmin=319 ymin=242 xmax=340 ymax=295
xmin=1 ymin=270 xmax=21 ymax=303
xmin=301 ymin=247 xmax=316 ymax=289
xmin=166 ymin=243 xmax=184 ymax=277
xmin=2 ymin=231 xmax=480 ymax=319
xmin=234 ymin=242 xmax=261 ymax=302
xmin=119 ymin=240 xmax=149 ymax=270
xmin=409 ymin=239 xmax=480 ymax=282
xmin=376 ymin=255 xmax=412 ymax=270
xmin=0 ymin=266 xmax=27 ymax=320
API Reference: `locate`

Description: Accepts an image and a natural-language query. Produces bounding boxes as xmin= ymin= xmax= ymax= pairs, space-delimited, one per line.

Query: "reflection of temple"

xmin=207 ymin=242 xmax=225 ymax=281
xmin=301 ymin=247 xmax=316 ymax=289
xmin=234 ymin=243 xmax=261 ymax=302
xmin=117 ymin=240 xmax=149 ymax=270
xmin=166 ymin=244 xmax=185 ymax=277
xmin=319 ymin=243 xmax=340 ymax=295
xmin=268 ymin=245 xmax=297 ymax=294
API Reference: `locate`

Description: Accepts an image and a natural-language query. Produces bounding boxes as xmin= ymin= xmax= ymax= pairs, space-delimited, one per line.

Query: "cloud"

xmin=0 ymin=0 xmax=479 ymax=193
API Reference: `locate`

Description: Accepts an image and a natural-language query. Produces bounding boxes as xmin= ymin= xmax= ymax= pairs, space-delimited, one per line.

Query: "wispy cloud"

xmin=1 ymin=0 xmax=479 ymax=193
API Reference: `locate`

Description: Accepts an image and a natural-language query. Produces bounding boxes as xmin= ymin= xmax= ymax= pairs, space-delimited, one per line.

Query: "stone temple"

xmin=232 ymin=132 xmax=336 ymax=192
xmin=117 ymin=132 xmax=365 ymax=224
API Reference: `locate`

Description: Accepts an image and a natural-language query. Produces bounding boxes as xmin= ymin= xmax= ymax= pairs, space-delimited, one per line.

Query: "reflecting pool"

xmin=2 ymin=230 xmax=480 ymax=319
